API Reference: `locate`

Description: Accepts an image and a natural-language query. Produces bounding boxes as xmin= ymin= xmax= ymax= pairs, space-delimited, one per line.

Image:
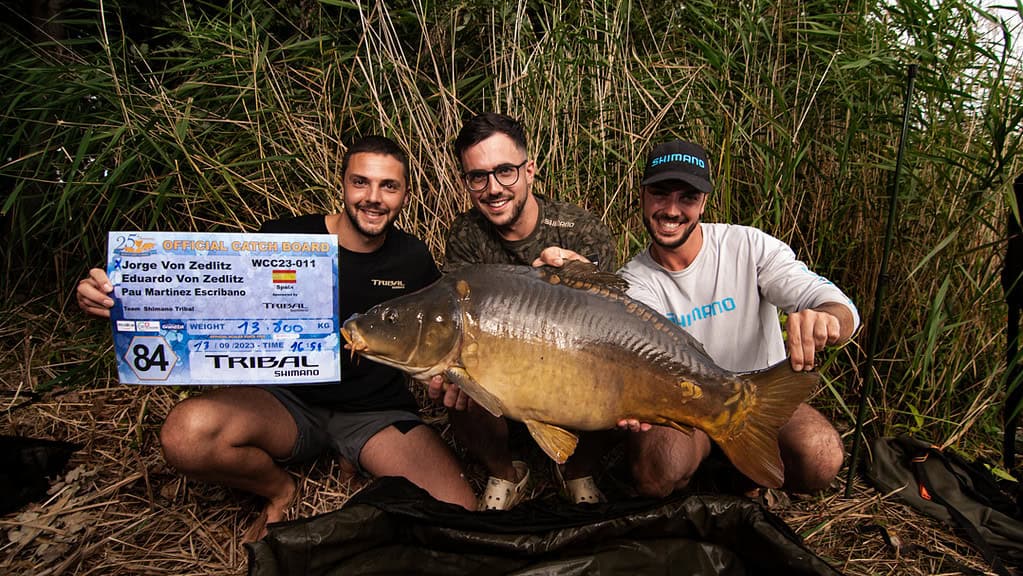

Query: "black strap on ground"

xmin=1004 ymin=173 xmax=1023 ymax=471
xmin=846 ymin=63 xmax=917 ymax=496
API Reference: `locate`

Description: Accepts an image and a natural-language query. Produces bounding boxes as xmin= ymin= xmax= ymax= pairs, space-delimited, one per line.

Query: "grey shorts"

xmin=263 ymin=386 xmax=422 ymax=474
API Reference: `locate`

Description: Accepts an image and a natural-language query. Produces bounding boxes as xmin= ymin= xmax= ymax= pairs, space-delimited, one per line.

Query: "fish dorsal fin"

xmin=445 ymin=366 xmax=505 ymax=418
xmin=539 ymin=260 xmax=629 ymax=294
xmin=539 ymin=261 xmax=717 ymax=371
xmin=629 ymin=302 xmax=718 ymax=376
xmin=523 ymin=419 xmax=578 ymax=464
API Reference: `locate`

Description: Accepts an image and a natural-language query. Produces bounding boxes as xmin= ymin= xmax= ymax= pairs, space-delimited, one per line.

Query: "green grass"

xmin=1 ymin=0 xmax=1021 ymax=462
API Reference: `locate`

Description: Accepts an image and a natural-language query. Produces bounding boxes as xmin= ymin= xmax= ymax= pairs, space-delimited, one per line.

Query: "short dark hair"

xmin=453 ymin=112 xmax=527 ymax=163
xmin=341 ymin=135 xmax=410 ymax=183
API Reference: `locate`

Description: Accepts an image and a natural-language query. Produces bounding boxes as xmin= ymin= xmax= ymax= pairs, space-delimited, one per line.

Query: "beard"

xmin=478 ymin=192 xmax=527 ymax=230
xmin=643 ymin=212 xmax=700 ymax=250
xmin=345 ymin=201 xmax=397 ymax=238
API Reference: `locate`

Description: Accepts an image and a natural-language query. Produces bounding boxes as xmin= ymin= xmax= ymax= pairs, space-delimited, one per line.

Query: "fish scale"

xmin=538 ymin=269 xmax=725 ymax=381
xmin=342 ymin=262 xmax=820 ymax=489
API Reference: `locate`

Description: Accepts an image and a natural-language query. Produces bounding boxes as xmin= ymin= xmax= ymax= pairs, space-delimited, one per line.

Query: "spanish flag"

xmin=272 ymin=269 xmax=297 ymax=284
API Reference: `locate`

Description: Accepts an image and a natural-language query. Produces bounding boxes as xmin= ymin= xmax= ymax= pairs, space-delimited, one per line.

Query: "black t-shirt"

xmin=259 ymin=214 xmax=441 ymax=412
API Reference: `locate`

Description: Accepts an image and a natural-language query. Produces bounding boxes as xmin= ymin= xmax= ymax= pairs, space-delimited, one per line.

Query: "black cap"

xmin=641 ymin=140 xmax=712 ymax=193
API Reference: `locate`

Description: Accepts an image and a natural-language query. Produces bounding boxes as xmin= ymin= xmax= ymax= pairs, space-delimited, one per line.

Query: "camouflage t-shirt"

xmin=443 ymin=195 xmax=617 ymax=273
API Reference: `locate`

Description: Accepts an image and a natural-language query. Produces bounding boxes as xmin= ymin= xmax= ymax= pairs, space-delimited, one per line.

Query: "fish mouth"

xmin=340 ymin=322 xmax=441 ymax=377
xmin=340 ymin=327 xmax=367 ymax=359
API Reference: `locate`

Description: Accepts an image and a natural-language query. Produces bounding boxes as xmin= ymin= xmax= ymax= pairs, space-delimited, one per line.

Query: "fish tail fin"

xmin=714 ymin=362 xmax=819 ymax=489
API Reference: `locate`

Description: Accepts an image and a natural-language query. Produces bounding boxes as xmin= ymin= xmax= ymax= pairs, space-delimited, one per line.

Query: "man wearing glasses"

xmin=429 ymin=112 xmax=617 ymax=510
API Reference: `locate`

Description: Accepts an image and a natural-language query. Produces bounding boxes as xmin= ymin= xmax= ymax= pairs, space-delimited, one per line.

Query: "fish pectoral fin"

xmin=523 ymin=419 xmax=578 ymax=464
xmin=444 ymin=367 xmax=504 ymax=418
xmin=665 ymin=421 xmax=695 ymax=435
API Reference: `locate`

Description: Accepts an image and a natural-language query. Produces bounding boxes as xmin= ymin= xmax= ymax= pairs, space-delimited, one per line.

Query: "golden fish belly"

xmin=463 ymin=331 xmax=735 ymax=432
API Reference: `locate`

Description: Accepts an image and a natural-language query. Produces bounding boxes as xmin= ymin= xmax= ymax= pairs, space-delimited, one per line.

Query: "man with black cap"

xmin=617 ymin=139 xmax=860 ymax=496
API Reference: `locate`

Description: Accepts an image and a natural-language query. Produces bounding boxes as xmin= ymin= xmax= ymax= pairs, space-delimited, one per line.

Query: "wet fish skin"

xmin=341 ymin=262 xmax=819 ymax=488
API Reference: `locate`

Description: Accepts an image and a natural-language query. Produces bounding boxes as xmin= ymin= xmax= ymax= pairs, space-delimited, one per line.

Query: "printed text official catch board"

xmin=108 ymin=231 xmax=340 ymax=385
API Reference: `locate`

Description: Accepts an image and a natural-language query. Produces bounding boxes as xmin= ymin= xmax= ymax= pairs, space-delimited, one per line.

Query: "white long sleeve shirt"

xmin=618 ymin=223 xmax=860 ymax=373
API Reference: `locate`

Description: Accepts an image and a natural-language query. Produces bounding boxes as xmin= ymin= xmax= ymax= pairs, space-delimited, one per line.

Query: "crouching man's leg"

xmin=448 ymin=404 xmax=522 ymax=489
xmin=159 ymin=386 xmax=302 ymax=540
xmin=628 ymin=427 xmax=712 ymax=498
xmin=778 ymin=403 xmax=844 ymax=493
xmin=333 ymin=411 xmax=477 ymax=510
xmin=428 ymin=375 xmax=523 ymax=509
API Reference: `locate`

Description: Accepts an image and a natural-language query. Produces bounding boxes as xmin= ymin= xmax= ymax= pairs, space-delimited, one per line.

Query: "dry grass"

xmin=786 ymin=481 xmax=996 ymax=575
xmin=2 ymin=1 xmax=1019 ymax=572
xmin=0 ymin=288 xmax=1005 ymax=575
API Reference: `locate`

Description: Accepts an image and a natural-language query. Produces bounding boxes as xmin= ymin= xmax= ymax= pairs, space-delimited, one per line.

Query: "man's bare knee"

xmin=807 ymin=427 xmax=844 ymax=490
xmin=632 ymin=461 xmax=691 ymax=498
xmin=630 ymin=429 xmax=708 ymax=498
xmin=160 ymin=398 xmax=223 ymax=472
xmin=781 ymin=417 xmax=844 ymax=493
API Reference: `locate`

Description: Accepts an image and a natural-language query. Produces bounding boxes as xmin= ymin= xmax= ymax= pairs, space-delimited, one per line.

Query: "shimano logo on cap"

xmin=650 ymin=154 xmax=706 ymax=169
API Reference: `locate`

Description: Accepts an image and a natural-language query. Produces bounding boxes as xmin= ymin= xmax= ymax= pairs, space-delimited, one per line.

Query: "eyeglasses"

xmin=462 ymin=160 xmax=527 ymax=192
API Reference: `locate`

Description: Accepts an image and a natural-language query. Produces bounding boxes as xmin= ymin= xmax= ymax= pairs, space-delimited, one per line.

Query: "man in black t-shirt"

xmin=77 ymin=136 xmax=476 ymax=541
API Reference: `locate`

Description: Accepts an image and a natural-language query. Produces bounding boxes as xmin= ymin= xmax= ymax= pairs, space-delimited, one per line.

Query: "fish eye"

xmin=384 ymin=309 xmax=398 ymax=324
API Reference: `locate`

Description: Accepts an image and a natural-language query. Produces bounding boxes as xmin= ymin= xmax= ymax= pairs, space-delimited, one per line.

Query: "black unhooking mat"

xmin=0 ymin=435 xmax=81 ymax=515
xmin=246 ymin=477 xmax=841 ymax=576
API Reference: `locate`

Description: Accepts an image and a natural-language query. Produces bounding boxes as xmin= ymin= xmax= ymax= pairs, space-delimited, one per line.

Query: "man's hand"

xmin=426 ymin=374 xmax=472 ymax=411
xmin=76 ymin=268 xmax=114 ymax=318
xmin=531 ymin=246 xmax=590 ymax=268
xmin=784 ymin=303 xmax=854 ymax=371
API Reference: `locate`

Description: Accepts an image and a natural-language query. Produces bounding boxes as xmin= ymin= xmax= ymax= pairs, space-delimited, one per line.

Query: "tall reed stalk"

xmin=1 ymin=0 xmax=1020 ymax=457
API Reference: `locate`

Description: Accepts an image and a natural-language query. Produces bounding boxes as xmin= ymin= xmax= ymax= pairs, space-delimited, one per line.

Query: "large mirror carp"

xmin=341 ymin=261 xmax=819 ymax=488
